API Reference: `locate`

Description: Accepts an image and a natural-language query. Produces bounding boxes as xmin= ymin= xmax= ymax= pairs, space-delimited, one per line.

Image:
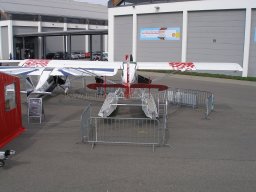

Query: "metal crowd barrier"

xmin=81 ymin=104 xmax=167 ymax=151
xmin=166 ymin=88 xmax=214 ymax=118
xmin=205 ymin=94 xmax=214 ymax=118
xmin=80 ymin=104 xmax=91 ymax=141
xmin=79 ymin=87 xmax=214 ymax=151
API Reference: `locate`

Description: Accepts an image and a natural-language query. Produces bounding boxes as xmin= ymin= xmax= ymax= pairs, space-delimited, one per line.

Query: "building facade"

xmin=108 ymin=0 xmax=256 ymax=77
xmin=0 ymin=0 xmax=108 ymax=59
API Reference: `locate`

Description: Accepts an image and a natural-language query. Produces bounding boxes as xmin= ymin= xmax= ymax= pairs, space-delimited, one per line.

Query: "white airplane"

xmin=0 ymin=57 xmax=242 ymax=118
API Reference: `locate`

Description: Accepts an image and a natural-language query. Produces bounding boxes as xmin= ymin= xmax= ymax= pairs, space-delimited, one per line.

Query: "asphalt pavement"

xmin=0 ymin=73 xmax=256 ymax=192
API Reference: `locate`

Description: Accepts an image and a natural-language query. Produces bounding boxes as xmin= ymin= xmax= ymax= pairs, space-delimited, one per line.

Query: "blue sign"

xmin=140 ymin=27 xmax=180 ymax=41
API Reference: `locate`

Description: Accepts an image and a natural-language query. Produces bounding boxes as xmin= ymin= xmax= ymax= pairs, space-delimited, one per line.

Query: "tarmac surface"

xmin=0 ymin=72 xmax=256 ymax=192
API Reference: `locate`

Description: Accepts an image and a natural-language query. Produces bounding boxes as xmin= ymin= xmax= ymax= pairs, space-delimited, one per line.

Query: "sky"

xmin=75 ymin=0 xmax=108 ymax=5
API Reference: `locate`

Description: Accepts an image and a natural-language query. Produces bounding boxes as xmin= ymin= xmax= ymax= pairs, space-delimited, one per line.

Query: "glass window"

xmin=5 ymin=84 xmax=16 ymax=111
xmin=67 ymin=17 xmax=86 ymax=24
xmin=41 ymin=16 xmax=64 ymax=23
xmin=89 ymin=19 xmax=106 ymax=26
xmin=12 ymin=13 xmax=39 ymax=21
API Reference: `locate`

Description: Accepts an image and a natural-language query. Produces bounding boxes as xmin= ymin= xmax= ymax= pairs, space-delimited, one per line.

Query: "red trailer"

xmin=0 ymin=72 xmax=25 ymax=148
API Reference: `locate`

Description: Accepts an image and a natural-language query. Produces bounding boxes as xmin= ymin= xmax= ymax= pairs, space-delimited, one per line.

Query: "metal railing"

xmin=80 ymin=87 xmax=214 ymax=152
xmin=80 ymin=104 xmax=91 ymax=141
xmin=167 ymin=88 xmax=214 ymax=118
xmin=75 ymin=85 xmax=214 ymax=120
xmin=81 ymin=102 xmax=168 ymax=151
xmin=205 ymin=94 xmax=214 ymax=118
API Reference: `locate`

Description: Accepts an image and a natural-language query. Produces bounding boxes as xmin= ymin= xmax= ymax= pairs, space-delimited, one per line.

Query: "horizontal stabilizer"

xmin=131 ymin=83 xmax=168 ymax=91
xmin=87 ymin=83 xmax=168 ymax=91
xmin=87 ymin=83 xmax=125 ymax=90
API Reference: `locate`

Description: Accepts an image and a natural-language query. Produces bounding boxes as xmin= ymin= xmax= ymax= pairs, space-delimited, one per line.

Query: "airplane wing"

xmin=0 ymin=59 xmax=243 ymax=76
xmin=45 ymin=60 xmax=122 ymax=76
xmin=137 ymin=62 xmax=243 ymax=72
xmin=0 ymin=59 xmax=122 ymax=77
xmin=0 ymin=66 xmax=40 ymax=75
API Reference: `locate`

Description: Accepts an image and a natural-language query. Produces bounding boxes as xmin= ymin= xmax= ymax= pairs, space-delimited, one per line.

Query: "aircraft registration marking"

xmin=23 ymin=59 xmax=50 ymax=67
xmin=169 ymin=62 xmax=195 ymax=71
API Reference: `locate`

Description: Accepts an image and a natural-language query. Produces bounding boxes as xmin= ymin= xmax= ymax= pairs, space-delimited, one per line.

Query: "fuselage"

xmin=121 ymin=62 xmax=137 ymax=84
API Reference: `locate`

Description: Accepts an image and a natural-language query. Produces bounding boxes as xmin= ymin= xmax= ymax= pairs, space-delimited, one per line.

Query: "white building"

xmin=108 ymin=0 xmax=256 ymax=77
xmin=0 ymin=0 xmax=108 ymax=59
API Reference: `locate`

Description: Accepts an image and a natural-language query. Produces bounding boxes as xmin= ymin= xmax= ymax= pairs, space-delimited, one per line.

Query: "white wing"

xmin=137 ymin=62 xmax=243 ymax=72
xmin=0 ymin=59 xmax=122 ymax=76
xmin=0 ymin=59 xmax=243 ymax=76
xmin=0 ymin=66 xmax=39 ymax=75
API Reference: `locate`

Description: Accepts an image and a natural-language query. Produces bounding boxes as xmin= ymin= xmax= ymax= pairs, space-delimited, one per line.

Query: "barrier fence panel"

xmin=167 ymin=88 xmax=214 ymax=118
xmin=80 ymin=87 xmax=214 ymax=150
xmin=81 ymin=104 xmax=167 ymax=151
xmin=80 ymin=104 xmax=91 ymax=142
xmin=205 ymin=94 xmax=215 ymax=118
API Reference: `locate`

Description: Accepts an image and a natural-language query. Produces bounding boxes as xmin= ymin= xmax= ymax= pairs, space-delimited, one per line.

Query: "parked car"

xmin=73 ymin=51 xmax=86 ymax=59
xmin=46 ymin=52 xmax=70 ymax=60
xmin=91 ymin=51 xmax=108 ymax=61
xmin=77 ymin=52 xmax=85 ymax=59
xmin=91 ymin=51 xmax=102 ymax=61
xmin=46 ymin=53 xmax=55 ymax=59
xmin=53 ymin=52 xmax=65 ymax=60
xmin=71 ymin=52 xmax=80 ymax=60
xmin=63 ymin=52 xmax=71 ymax=60
xmin=102 ymin=52 xmax=108 ymax=61
xmin=85 ymin=52 xmax=91 ymax=58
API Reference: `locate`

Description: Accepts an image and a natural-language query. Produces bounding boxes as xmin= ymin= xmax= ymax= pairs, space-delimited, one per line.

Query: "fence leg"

xmin=211 ymin=94 xmax=215 ymax=111
xmin=205 ymin=98 xmax=209 ymax=120
xmin=91 ymin=142 xmax=95 ymax=150
xmin=81 ymin=136 xmax=87 ymax=143
xmin=205 ymin=112 xmax=208 ymax=120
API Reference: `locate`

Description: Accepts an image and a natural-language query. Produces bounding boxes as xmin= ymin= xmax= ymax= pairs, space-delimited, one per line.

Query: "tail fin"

xmin=130 ymin=54 xmax=133 ymax=62
xmin=124 ymin=54 xmax=134 ymax=62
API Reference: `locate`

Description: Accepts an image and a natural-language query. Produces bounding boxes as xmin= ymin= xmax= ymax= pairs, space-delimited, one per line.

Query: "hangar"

xmin=0 ymin=0 xmax=108 ymax=60
xmin=108 ymin=0 xmax=256 ymax=77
